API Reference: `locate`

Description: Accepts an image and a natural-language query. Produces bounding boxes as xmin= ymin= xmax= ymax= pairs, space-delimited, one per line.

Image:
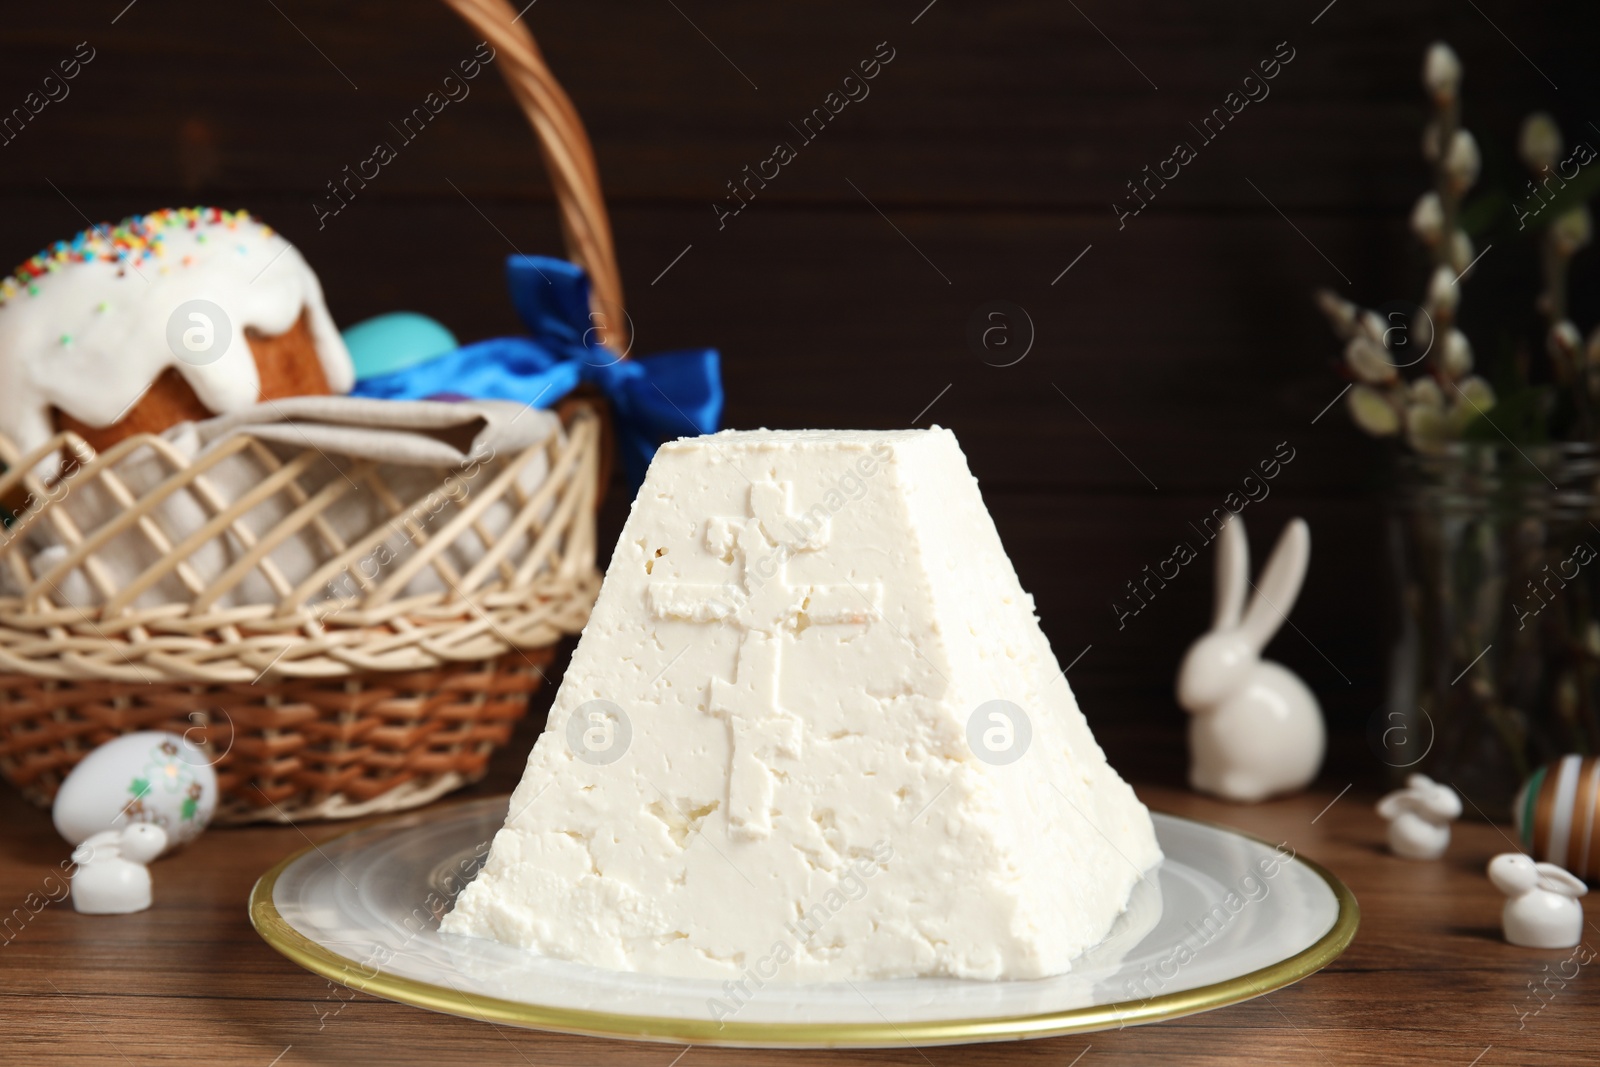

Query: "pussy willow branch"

xmin=1426 ymin=91 xmax=1460 ymax=378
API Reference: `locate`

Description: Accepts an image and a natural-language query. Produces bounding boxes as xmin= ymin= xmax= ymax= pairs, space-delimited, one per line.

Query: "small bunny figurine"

xmin=70 ymin=823 xmax=168 ymax=915
xmin=1377 ymin=774 xmax=1462 ymax=860
xmin=1177 ymin=516 xmax=1326 ymax=802
xmin=1488 ymin=853 xmax=1588 ymax=948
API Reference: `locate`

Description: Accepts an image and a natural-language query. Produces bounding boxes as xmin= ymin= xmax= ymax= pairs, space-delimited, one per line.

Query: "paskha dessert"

xmin=443 ymin=427 xmax=1160 ymax=981
xmin=0 ymin=207 xmax=352 ymax=461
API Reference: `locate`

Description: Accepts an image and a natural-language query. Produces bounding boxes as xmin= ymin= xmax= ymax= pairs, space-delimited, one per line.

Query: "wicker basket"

xmin=0 ymin=0 xmax=626 ymax=823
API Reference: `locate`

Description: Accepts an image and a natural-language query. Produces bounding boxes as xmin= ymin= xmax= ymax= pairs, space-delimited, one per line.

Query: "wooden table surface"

xmin=4 ymin=754 xmax=1595 ymax=1066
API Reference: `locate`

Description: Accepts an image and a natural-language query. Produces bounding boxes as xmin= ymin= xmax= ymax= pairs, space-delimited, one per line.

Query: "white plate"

xmin=251 ymin=797 xmax=1357 ymax=1048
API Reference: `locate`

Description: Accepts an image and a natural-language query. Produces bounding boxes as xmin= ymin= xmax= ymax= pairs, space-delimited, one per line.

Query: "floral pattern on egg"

xmin=52 ymin=731 xmax=218 ymax=854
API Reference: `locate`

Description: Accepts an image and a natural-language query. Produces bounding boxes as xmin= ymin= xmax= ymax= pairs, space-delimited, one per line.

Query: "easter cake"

xmin=0 ymin=207 xmax=352 ymax=461
xmin=442 ymin=427 xmax=1161 ymax=981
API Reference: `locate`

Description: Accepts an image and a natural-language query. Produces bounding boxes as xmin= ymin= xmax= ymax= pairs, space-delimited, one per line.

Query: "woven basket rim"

xmin=0 ymin=406 xmax=601 ymax=683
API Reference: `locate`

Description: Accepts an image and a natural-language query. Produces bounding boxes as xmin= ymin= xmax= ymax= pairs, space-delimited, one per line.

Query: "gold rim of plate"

xmin=248 ymin=808 xmax=1360 ymax=1048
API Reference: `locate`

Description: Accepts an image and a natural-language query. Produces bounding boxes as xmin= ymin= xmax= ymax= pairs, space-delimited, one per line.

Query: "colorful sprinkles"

xmin=0 ymin=207 xmax=271 ymax=307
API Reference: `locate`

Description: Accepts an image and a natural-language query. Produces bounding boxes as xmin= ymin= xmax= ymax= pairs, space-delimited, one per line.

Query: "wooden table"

xmin=5 ymin=765 xmax=1595 ymax=1066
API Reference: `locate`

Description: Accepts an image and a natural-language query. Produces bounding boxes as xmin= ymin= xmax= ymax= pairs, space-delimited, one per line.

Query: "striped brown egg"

xmin=1514 ymin=755 xmax=1600 ymax=882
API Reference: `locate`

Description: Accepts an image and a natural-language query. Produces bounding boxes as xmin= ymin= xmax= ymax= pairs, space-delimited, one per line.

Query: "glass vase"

xmin=1386 ymin=443 xmax=1600 ymax=817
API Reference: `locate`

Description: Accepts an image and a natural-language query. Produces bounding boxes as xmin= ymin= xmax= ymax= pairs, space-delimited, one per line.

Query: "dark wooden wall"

xmin=2 ymin=1 xmax=1590 ymax=774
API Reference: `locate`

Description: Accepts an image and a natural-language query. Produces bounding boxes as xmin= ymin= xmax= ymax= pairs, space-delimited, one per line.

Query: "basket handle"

xmin=439 ymin=0 xmax=629 ymax=354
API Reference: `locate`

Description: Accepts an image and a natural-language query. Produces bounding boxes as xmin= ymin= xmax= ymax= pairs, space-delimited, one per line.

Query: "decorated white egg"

xmin=52 ymin=731 xmax=217 ymax=854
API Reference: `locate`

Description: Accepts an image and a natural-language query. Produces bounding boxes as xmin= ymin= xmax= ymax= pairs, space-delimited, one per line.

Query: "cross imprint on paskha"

xmin=647 ymin=475 xmax=879 ymax=840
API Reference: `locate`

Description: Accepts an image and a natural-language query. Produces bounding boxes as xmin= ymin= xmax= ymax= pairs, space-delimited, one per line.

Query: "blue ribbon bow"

xmin=351 ymin=256 xmax=722 ymax=489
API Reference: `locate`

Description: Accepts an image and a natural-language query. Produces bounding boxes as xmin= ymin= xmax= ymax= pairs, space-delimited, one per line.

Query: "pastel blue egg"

xmin=342 ymin=312 xmax=459 ymax=380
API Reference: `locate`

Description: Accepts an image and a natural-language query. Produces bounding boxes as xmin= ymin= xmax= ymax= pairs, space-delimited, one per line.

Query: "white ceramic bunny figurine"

xmin=1488 ymin=853 xmax=1588 ymax=948
xmin=70 ymin=823 xmax=168 ymax=915
xmin=1177 ymin=516 xmax=1326 ymax=802
xmin=1376 ymin=773 xmax=1462 ymax=859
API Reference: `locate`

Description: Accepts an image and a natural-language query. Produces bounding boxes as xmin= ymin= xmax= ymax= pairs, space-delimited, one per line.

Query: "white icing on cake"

xmin=0 ymin=207 xmax=353 ymax=459
xmin=442 ymin=427 xmax=1162 ymax=982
